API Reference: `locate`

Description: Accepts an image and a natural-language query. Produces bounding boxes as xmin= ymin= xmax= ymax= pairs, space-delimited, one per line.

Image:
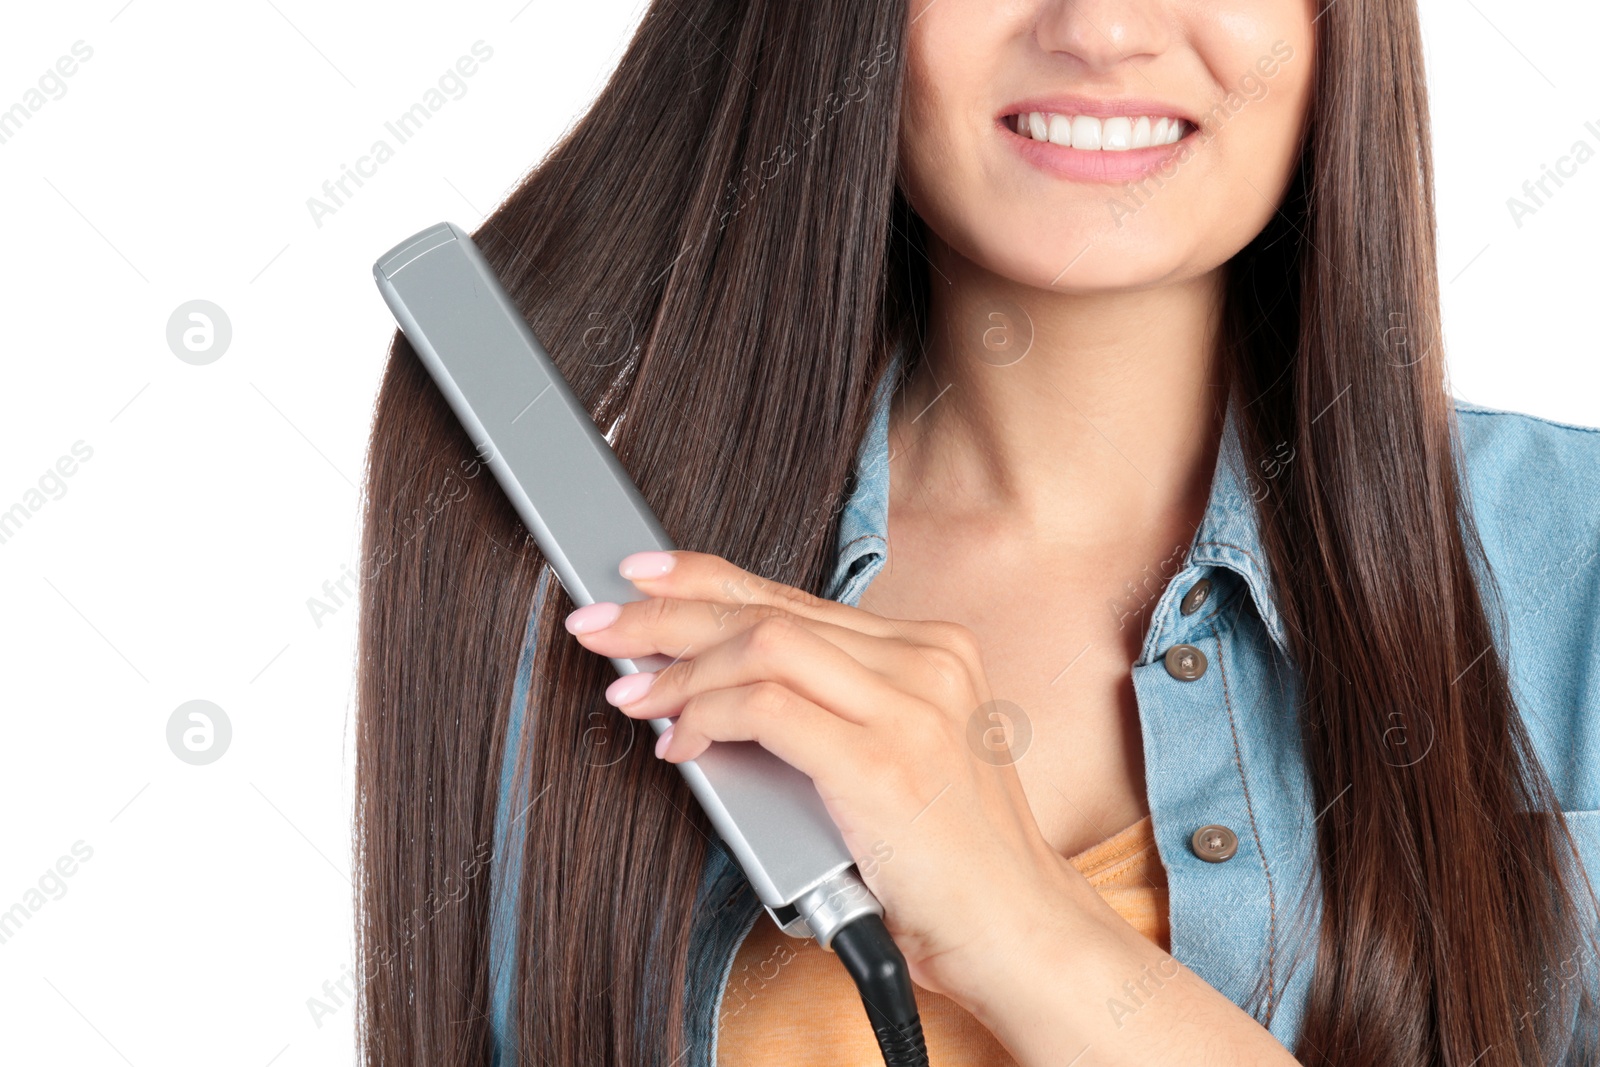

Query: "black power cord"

xmin=830 ymin=913 xmax=931 ymax=1067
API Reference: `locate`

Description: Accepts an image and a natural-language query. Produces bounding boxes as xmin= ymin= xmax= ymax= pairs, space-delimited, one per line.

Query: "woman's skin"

xmin=566 ymin=1 xmax=1317 ymax=1062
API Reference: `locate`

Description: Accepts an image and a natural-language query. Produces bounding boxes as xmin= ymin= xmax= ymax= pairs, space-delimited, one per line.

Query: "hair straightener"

xmin=373 ymin=222 xmax=929 ymax=1067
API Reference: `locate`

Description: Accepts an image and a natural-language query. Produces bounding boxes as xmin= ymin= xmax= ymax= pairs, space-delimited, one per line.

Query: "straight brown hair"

xmin=355 ymin=0 xmax=1600 ymax=1063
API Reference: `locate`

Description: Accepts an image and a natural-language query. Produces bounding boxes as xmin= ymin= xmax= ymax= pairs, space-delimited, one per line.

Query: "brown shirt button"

xmin=1163 ymin=643 xmax=1208 ymax=681
xmin=1191 ymin=824 xmax=1239 ymax=862
xmin=1179 ymin=578 xmax=1213 ymax=616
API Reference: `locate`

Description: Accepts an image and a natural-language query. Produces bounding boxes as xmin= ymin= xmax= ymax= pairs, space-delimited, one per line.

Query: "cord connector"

xmin=830 ymin=912 xmax=930 ymax=1067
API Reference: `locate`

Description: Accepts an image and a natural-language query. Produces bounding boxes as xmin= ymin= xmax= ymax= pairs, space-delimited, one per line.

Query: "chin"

xmin=964 ymin=228 xmax=1197 ymax=294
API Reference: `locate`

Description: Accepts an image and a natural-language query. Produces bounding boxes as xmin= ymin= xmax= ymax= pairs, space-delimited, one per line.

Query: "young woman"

xmin=356 ymin=1 xmax=1600 ymax=1064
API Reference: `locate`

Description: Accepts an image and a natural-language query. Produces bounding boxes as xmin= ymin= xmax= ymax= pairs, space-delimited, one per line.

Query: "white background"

xmin=0 ymin=2 xmax=1594 ymax=1065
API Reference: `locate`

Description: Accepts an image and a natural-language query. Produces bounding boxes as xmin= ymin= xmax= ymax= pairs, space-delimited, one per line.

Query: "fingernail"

xmin=654 ymin=724 xmax=675 ymax=759
xmin=605 ymin=671 xmax=655 ymax=706
xmin=565 ymin=602 xmax=622 ymax=634
xmin=620 ymin=551 xmax=676 ymax=579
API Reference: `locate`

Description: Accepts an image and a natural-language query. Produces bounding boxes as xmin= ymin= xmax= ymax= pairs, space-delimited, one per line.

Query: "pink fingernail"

xmin=620 ymin=551 xmax=676 ymax=579
xmin=654 ymin=724 xmax=675 ymax=759
xmin=605 ymin=672 xmax=656 ymax=706
xmin=565 ymin=602 xmax=621 ymax=634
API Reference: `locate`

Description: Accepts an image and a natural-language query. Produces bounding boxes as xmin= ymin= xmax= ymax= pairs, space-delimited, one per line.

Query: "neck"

xmin=889 ymin=236 xmax=1231 ymax=550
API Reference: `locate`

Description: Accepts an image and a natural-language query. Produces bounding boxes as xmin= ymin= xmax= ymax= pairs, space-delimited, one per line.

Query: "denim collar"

xmin=825 ymin=358 xmax=897 ymax=604
xmin=826 ymin=342 xmax=1292 ymax=661
xmin=1183 ymin=401 xmax=1292 ymax=659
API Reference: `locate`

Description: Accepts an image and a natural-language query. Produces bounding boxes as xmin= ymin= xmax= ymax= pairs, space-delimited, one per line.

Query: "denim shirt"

xmin=489 ymin=351 xmax=1600 ymax=1064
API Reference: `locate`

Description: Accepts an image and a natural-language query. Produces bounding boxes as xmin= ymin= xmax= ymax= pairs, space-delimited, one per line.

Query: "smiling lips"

xmin=1000 ymin=107 xmax=1197 ymax=183
xmin=1009 ymin=111 xmax=1191 ymax=150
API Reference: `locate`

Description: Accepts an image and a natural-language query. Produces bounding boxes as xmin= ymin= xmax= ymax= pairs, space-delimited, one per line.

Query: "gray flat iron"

xmin=372 ymin=226 xmax=928 ymax=1067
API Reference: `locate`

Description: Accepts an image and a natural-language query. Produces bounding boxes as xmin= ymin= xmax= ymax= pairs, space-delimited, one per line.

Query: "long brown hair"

xmin=355 ymin=0 xmax=1600 ymax=1063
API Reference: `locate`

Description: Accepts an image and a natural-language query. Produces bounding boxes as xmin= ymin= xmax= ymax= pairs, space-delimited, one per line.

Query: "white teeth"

xmin=1070 ymin=115 xmax=1101 ymax=150
xmin=1016 ymin=111 xmax=1185 ymax=149
xmin=1102 ymin=116 xmax=1132 ymax=151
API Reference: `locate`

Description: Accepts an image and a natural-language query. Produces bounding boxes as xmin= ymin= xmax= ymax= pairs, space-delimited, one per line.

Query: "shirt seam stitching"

xmin=839 ymin=533 xmax=887 ymax=552
xmin=1454 ymin=405 xmax=1600 ymax=435
xmin=1192 ymin=539 xmax=1271 ymax=586
xmin=1209 ymin=617 xmax=1278 ymax=1021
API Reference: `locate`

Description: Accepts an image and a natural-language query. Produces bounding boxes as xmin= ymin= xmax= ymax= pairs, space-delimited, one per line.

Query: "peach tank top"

xmin=716 ymin=814 xmax=1170 ymax=1066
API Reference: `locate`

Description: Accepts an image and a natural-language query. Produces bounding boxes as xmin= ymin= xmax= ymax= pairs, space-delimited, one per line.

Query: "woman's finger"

xmin=615 ymin=548 xmax=908 ymax=639
xmin=606 ymin=613 xmax=953 ymax=726
xmin=658 ymin=679 xmax=867 ymax=786
xmin=573 ymin=596 xmax=982 ymax=717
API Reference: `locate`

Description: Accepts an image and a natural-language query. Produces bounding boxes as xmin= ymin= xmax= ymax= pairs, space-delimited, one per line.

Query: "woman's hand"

xmin=562 ymin=547 xmax=1106 ymax=1008
xmin=566 ymin=549 xmax=1304 ymax=1067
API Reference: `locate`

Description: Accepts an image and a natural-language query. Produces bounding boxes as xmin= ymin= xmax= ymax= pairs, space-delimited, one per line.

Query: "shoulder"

xmin=1451 ymin=397 xmax=1600 ymax=809
xmin=1452 ymin=397 xmax=1600 ymax=577
xmin=1454 ymin=396 xmax=1600 ymax=477
xmin=1452 ymin=397 xmax=1600 ymax=552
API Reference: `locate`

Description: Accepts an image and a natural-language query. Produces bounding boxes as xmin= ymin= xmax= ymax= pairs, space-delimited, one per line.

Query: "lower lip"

xmin=999 ymin=117 xmax=1194 ymax=184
